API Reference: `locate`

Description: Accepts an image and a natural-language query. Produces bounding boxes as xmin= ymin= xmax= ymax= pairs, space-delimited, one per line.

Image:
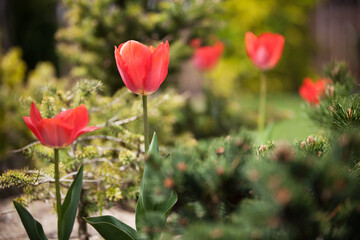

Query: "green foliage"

xmin=0 ymin=48 xmax=32 ymax=159
xmin=0 ymin=168 xmax=42 ymax=189
xmin=308 ymin=62 xmax=360 ymax=132
xmin=12 ymin=166 xmax=84 ymax=240
xmin=143 ymin=131 xmax=254 ymax=226
xmin=1 ymin=61 xmax=186 ymax=237
xmin=175 ymin=91 xmax=250 ymax=138
xmin=13 ymin=201 xmax=48 ymax=240
xmin=175 ymin=89 xmax=294 ymax=139
xmin=60 ymin=166 xmax=84 ymax=240
xmin=85 ymin=215 xmax=137 ymax=240
xmin=295 ymin=135 xmax=329 ymax=157
xmin=87 ymin=133 xmax=177 ymax=240
xmin=56 ymin=0 xmax=221 ymax=92
xmin=136 ymin=133 xmax=177 ymax=238
xmin=211 ymin=0 xmax=317 ymax=93
xmin=233 ymin=136 xmax=360 ymax=240
xmin=143 ymin=130 xmax=360 ymax=239
xmin=0 ymin=48 xmax=26 ymax=88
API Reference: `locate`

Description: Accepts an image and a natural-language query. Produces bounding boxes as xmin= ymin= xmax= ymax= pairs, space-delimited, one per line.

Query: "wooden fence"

xmin=311 ymin=0 xmax=360 ymax=79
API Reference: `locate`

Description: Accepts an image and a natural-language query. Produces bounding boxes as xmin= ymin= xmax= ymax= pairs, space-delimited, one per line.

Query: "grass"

xmin=239 ymin=93 xmax=321 ymax=142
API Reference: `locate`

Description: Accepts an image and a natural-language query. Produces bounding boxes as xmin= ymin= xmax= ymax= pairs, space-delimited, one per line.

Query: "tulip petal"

xmin=55 ymin=105 xmax=89 ymax=132
xmin=146 ymin=41 xmax=170 ymax=94
xmin=261 ymin=33 xmax=285 ymax=69
xmin=54 ymin=105 xmax=93 ymax=145
xmin=23 ymin=103 xmax=99 ymax=148
xmin=119 ymin=40 xmax=152 ymax=95
xmin=37 ymin=119 xmax=73 ymax=148
xmin=23 ymin=116 xmax=45 ymax=144
xmin=115 ymin=46 xmax=140 ymax=94
xmin=30 ymin=102 xmax=43 ymax=125
xmin=192 ymin=41 xmax=224 ymax=71
xmin=299 ymin=77 xmax=326 ymax=105
xmin=72 ymin=126 xmax=100 ymax=142
xmin=245 ymin=32 xmax=257 ymax=60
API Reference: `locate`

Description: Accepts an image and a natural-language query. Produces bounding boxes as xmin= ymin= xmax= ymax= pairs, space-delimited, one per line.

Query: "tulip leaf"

xmin=60 ymin=165 xmax=84 ymax=240
xmin=85 ymin=215 xmax=137 ymax=240
xmin=136 ymin=132 xmax=178 ymax=232
xmin=158 ymin=189 xmax=178 ymax=217
xmin=137 ymin=132 xmax=159 ymax=228
xmin=140 ymin=132 xmax=159 ymax=212
xmin=13 ymin=201 xmax=48 ymax=240
xmin=135 ymin=196 xmax=146 ymax=231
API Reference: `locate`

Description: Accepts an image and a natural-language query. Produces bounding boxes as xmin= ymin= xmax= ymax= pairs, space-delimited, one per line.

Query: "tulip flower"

xmin=245 ymin=32 xmax=285 ymax=71
xmin=299 ymin=77 xmax=328 ymax=105
xmin=245 ymin=32 xmax=285 ymax=140
xmin=191 ymin=41 xmax=224 ymax=71
xmin=23 ymin=102 xmax=99 ymax=148
xmin=21 ymin=102 xmax=98 ymax=240
xmin=114 ymin=40 xmax=169 ymax=153
xmin=114 ymin=40 xmax=170 ymax=96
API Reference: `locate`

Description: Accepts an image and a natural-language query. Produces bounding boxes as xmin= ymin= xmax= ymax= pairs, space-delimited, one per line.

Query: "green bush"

xmin=56 ymin=0 xmax=221 ymax=92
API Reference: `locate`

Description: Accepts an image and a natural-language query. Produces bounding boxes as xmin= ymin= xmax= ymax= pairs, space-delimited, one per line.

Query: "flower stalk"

xmin=258 ymin=71 xmax=267 ymax=140
xmin=142 ymin=95 xmax=149 ymax=154
xmin=54 ymin=148 xmax=62 ymax=240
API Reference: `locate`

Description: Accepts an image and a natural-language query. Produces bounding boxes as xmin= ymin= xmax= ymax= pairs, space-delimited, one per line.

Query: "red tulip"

xmin=23 ymin=103 xmax=99 ymax=148
xmin=299 ymin=77 xmax=328 ymax=105
xmin=191 ymin=41 xmax=224 ymax=71
xmin=114 ymin=40 xmax=170 ymax=96
xmin=245 ymin=32 xmax=285 ymax=70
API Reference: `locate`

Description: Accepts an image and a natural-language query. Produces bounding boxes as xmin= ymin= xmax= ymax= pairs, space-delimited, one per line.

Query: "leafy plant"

xmin=308 ymin=62 xmax=360 ymax=132
xmin=86 ymin=133 xmax=177 ymax=240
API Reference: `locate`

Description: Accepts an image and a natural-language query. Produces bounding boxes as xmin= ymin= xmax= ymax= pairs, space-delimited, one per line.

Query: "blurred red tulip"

xmin=245 ymin=32 xmax=285 ymax=70
xmin=23 ymin=103 xmax=99 ymax=148
xmin=114 ymin=40 xmax=170 ymax=96
xmin=192 ymin=41 xmax=224 ymax=71
xmin=299 ymin=77 xmax=328 ymax=105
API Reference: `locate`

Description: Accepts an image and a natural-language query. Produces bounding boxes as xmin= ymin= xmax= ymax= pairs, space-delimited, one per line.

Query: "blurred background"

xmin=0 ymin=0 xmax=359 ymax=189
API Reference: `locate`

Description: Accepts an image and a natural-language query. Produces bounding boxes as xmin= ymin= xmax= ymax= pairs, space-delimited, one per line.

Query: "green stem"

xmin=54 ymin=149 xmax=62 ymax=240
xmin=142 ymin=95 xmax=149 ymax=155
xmin=258 ymin=71 xmax=267 ymax=140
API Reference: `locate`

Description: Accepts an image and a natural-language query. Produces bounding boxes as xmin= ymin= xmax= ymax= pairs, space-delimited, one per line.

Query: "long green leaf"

xmin=85 ymin=215 xmax=137 ymax=240
xmin=136 ymin=132 xmax=178 ymax=231
xmin=140 ymin=132 xmax=159 ymax=212
xmin=158 ymin=189 xmax=178 ymax=217
xmin=60 ymin=165 xmax=84 ymax=240
xmin=135 ymin=197 xmax=146 ymax=232
xmin=13 ymin=201 xmax=48 ymax=240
